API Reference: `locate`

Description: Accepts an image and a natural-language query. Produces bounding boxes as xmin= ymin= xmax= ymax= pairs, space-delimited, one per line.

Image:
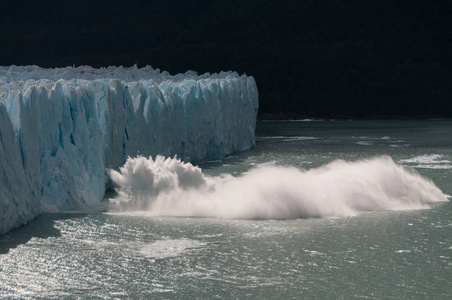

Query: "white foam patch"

xmin=259 ymin=136 xmax=319 ymax=141
xmin=305 ymin=250 xmax=324 ymax=256
xmin=108 ymin=155 xmax=449 ymax=219
xmin=283 ymin=136 xmax=319 ymax=142
xmin=140 ymin=239 xmax=206 ymax=258
xmin=400 ymin=154 xmax=451 ymax=169
xmin=400 ymin=154 xmax=451 ymax=164
xmin=412 ymin=165 xmax=452 ymax=170
xmin=288 ymin=119 xmax=323 ymax=122
xmin=395 ymin=250 xmax=411 ymax=254
xmin=356 ymin=141 xmax=374 ymax=146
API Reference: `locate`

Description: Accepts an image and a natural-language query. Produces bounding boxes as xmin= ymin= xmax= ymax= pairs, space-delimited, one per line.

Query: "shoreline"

xmin=257 ymin=113 xmax=452 ymax=121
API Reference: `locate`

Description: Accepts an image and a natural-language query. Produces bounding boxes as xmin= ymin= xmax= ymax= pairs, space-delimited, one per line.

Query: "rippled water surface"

xmin=1 ymin=119 xmax=451 ymax=299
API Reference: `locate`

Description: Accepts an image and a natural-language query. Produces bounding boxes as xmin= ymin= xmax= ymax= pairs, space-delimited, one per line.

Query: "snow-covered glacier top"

xmin=0 ymin=65 xmax=244 ymax=83
xmin=0 ymin=65 xmax=258 ymax=234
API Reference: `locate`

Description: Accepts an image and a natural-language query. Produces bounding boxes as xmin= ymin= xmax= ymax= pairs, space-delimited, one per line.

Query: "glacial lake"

xmin=1 ymin=119 xmax=451 ymax=299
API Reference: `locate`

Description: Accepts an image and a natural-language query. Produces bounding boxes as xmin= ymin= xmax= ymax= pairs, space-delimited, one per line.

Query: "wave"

xmin=108 ymin=155 xmax=449 ymax=219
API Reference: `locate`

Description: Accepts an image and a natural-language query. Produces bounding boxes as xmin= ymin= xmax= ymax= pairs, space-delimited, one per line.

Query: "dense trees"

xmin=1 ymin=0 xmax=451 ymax=118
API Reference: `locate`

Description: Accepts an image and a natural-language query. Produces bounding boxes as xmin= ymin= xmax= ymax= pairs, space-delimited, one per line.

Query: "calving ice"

xmin=109 ymin=155 xmax=449 ymax=219
xmin=0 ymin=65 xmax=259 ymax=234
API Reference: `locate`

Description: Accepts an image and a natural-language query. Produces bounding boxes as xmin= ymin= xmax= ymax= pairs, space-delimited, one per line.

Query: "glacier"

xmin=0 ymin=65 xmax=259 ymax=234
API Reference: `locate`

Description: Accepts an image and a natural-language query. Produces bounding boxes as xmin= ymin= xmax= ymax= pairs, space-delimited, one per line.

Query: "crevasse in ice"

xmin=0 ymin=65 xmax=259 ymax=234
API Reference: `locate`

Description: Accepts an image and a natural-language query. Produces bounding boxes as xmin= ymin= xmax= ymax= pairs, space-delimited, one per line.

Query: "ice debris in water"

xmin=0 ymin=65 xmax=259 ymax=234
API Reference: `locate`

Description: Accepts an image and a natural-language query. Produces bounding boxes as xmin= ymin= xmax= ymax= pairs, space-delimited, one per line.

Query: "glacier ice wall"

xmin=0 ymin=65 xmax=259 ymax=234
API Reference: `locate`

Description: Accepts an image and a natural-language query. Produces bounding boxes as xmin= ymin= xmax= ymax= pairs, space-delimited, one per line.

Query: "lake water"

xmin=1 ymin=119 xmax=451 ymax=299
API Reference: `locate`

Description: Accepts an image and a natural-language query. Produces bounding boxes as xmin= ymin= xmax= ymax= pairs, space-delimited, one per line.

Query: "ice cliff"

xmin=0 ymin=65 xmax=259 ymax=234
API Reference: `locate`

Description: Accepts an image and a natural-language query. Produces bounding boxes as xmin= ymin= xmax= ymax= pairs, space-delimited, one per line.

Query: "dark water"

xmin=1 ymin=119 xmax=451 ymax=299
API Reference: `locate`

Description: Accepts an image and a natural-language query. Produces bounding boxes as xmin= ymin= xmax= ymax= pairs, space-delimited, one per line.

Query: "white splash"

xmin=108 ymin=155 xmax=449 ymax=219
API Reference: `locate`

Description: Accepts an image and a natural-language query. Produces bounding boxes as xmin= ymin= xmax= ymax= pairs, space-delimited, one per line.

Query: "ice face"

xmin=0 ymin=65 xmax=258 ymax=234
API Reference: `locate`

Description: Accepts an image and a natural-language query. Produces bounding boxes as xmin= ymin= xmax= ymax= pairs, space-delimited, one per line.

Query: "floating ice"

xmin=110 ymin=155 xmax=449 ymax=219
xmin=0 ymin=65 xmax=258 ymax=234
